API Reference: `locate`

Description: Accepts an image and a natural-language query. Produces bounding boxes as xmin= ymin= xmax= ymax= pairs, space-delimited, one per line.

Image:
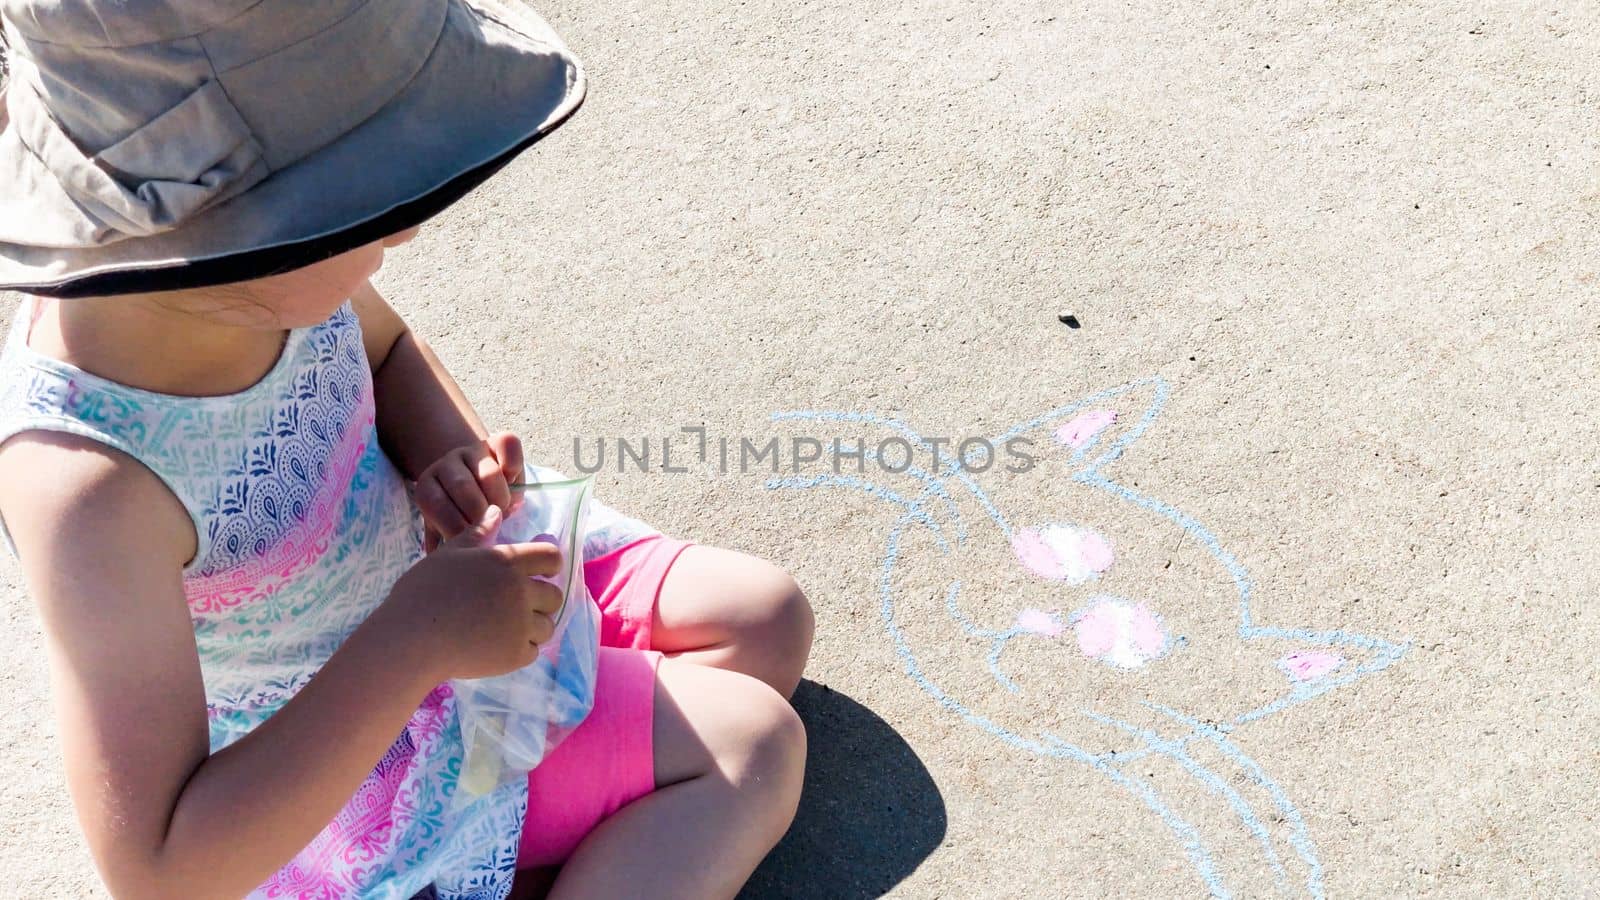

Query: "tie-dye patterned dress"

xmin=0 ymin=300 xmax=655 ymax=899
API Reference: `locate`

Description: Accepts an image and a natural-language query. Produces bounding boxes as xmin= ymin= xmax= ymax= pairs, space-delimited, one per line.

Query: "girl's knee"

xmin=759 ymin=566 xmax=815 ymax=657
xmin=659 ymin=548 xmax=815 ymax=696
xmin=739 ymin=689 xmax=806 ymax=839
xmin=740 ymin=561 xmax=815 ymax=691
xmin=657 ymin=661 xmax=807 ymax=838
xmin=705 ymin=676 xmax=806 ymax=837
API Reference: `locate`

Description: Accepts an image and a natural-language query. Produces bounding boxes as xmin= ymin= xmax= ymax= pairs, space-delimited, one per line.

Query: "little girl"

xmin=0 ymin=1 xmax=812 ymax=898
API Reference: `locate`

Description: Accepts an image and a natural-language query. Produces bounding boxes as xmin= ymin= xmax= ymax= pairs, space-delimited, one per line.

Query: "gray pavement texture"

xmin=3 ymin=0 xmax=1599 ymax=896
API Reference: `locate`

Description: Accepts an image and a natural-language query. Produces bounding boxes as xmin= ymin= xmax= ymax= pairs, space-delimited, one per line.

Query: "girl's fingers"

xmin=448 ymin=504 xmax=503 ymax=548
xmin=415 ymin=439 xmax=525 ymax=549
xmin=423 ymin=525 xmax=440 ymax=554
xmin=415 ymin=475 xmax=469 ymax=536
xmin=488 ymin=432 xmax=524 ymax=487
xmin=437 ymin=457 xmax=490 ymax=524
xmin=471 ymin=449 xmax=512 ymax=514
xmin=490 ymin=540 xmax=562 ymax=579
xmin=527 ymin=609 xmax=556 ymax=646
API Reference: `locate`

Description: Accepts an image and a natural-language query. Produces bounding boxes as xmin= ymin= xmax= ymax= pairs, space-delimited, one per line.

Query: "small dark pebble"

xmin=1058 ymin=314 xmax=1081 ymax=329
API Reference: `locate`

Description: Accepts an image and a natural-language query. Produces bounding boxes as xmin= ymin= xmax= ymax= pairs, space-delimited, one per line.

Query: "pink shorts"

xmin=515 ymin=535 xmax=693 ymax=868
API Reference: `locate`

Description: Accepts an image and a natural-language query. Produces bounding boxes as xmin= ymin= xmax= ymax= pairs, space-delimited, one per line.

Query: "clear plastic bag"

xmin=453 ymin=476 xmax=600 ymax=800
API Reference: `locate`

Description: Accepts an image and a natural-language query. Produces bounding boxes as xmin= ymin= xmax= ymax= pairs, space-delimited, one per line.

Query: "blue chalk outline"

xmin=766 ymin=378 xmax=1408 ymax=897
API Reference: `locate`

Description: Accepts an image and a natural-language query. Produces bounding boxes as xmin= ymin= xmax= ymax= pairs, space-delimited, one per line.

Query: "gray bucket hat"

xmin=0 ymin=0 xmax=586 ymax=297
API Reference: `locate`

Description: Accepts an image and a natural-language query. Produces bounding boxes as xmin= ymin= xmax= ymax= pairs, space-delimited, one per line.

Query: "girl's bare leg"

xmin=547 ymin=659 xmax=805 ymax=900
xmin=652 ymin=547 xmax=815 ymax=697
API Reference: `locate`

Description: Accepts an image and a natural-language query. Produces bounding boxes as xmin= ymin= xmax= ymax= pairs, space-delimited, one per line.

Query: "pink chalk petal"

xmin=1011 ymin=528 xmax=1063 ymax=579
xmin=1016 ymin=608 xmax=1064 ymax=637
xmin=1071 ymin=598 xmax=1171 ymax=669
xmin=1076 ymin=530 xmax=1115 ymax=574
xmin=1055 ymin=410 xmax=1118 ymax=449
xmin=1074 ymin=607 xmax=1117 ymax=657
xmin=1128 ymin=606 xmax=1167 ymax=657
xmin=1012 ymin=524 xmax=1114 ymax=584
xmin=1278 ymin=651 xmax=1344 ymax=682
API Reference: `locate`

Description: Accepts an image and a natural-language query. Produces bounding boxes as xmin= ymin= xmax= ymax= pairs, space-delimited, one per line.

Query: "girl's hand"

xmin=413 ymin=431 xmax=525 ymax=552
xmin=385 ymin=506 xmax=563 ymax=680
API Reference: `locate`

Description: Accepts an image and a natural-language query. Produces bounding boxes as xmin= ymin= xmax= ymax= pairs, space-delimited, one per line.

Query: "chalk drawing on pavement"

xmin=767 ymin=377 xmax=1408 ymax=898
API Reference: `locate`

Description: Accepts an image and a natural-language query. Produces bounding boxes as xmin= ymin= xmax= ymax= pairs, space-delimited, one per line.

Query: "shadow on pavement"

xmin=740 ymin=679 xmax=946 ymax=899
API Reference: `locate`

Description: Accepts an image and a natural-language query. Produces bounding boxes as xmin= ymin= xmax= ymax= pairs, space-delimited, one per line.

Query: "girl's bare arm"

xmin=0 ymin=434 xmax=444 ymax=899
xmin=350 ymin=279 xmax=490 ymax=479
xmin=350 ymin=280 xmax=525 ymax=542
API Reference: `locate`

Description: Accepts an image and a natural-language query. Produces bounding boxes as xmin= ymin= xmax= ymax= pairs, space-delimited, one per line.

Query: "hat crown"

xmin=2 ymin=0 xmax=450 ymax=246
xmin=3 ymin=0 xmax=258 ymax=48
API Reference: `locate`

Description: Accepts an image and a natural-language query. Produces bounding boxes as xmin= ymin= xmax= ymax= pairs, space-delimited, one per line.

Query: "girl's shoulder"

xmin=0 ymin=297 xmax=198 ymax=569
xmin=0 ymin=427 xmax=197 ymax=582
xmin=0 ymin=299 xmax=366 ymax=573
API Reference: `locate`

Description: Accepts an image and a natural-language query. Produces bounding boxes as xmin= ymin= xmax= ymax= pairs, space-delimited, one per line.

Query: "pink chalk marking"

xmin=1278 ymin=651 xmax=1344 ymax=682
xmin=1055 ymin=410 xmax=1118 ymax=449
xmin=1071 ymin=597 xmax=1170 ymax=669
xmin=1015 ymin=608 xmax=1064 ymax=637
xmin=1076 ymin=530 xmax=1115 ymax=572
xmin=1010 ymin=524 xmax=1114 ymax=584
xmin=1011 ymin=529 xmax=1060 ymax=579
xmin=1074 ymin=606 xmax=1118 ymax=657
xmin=1129 ymin=608 xmax=1167 ymax=657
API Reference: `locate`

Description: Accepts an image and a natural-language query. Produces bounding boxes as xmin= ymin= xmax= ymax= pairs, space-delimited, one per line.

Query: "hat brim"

xmin=0 ymin=0 xmax=585 ymax=298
